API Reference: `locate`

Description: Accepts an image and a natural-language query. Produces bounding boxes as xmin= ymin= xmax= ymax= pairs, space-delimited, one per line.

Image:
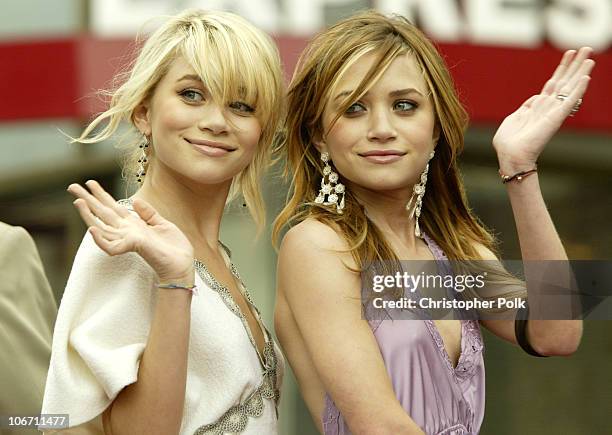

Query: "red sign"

xmin=0 ymin=36 xmax=610 ymax=131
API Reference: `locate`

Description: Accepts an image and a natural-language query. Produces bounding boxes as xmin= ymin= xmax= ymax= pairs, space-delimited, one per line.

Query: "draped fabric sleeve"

xmin=40 ymin=231 xmax=157 ymax=433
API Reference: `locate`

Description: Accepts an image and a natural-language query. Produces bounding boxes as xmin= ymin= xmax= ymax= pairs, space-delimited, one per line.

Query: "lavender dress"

xmin=322 ymin=234 xmax=485 ymax=435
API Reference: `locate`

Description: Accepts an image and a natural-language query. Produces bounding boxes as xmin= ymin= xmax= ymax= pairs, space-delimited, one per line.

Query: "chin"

xmin=354 ymin=176 xmax=414 ymax=194
xmin=178 ymin=165 xmax=238 ymax=187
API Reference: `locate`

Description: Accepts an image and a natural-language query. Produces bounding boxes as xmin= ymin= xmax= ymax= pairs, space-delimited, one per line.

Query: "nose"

xmin=198 ymin=100 xmax=229 ymax=135
xmin=367 ymin=107 xmax=397 ymax=143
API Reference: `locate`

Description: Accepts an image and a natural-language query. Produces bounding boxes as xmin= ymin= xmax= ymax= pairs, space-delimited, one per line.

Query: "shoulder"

xmin=0 ymin=222 xmax=34 ymax=251
xmin=278 ymin=218 xmax=359 ymax=300
xmin=470 ymin=240 xmax=499 ymax=261
xmin=0 ymin=223 xmax=42 ymax=272
xmin=280 ymin=217 xmax=350 ymax=255
xmin=63 ymin=231 xmax=155 ymax=305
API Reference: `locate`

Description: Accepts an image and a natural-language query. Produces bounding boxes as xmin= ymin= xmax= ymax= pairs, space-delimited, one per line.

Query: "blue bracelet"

xmin=157 ymin=283 xmax=198 ymax=296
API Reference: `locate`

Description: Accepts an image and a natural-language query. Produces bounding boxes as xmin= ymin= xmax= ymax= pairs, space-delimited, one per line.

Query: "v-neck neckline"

xmin=194 ymin=253 xmax=271 ymax=369
xmin=421 ymin=232 xmax=465 ymax=373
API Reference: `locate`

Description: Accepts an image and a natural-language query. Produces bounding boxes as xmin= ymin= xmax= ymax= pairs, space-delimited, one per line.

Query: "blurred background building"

xmin=0 ymin=0 xmax=610 ymax=434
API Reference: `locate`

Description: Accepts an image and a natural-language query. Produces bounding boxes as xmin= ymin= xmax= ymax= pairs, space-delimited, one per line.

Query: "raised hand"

xmin=493 ymin=47 xmax=595 ymax=172
xmin=68 ymin=180 xmax=195 ymax=285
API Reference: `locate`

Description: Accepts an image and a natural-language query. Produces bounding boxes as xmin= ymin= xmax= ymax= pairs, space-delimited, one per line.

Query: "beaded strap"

xmin=193 ymin=342 xmax=280 ymax=434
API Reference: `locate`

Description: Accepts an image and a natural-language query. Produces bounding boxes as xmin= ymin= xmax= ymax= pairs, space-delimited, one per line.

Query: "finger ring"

xmin=556 ymin=94 xmax=569 ymax=101
xmin=569 ymin=98 xmax=583 ymax=117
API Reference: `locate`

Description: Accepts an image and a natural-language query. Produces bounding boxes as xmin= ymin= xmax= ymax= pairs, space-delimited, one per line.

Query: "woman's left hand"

xmin=492 ymin=47 xmax=595 ymax=173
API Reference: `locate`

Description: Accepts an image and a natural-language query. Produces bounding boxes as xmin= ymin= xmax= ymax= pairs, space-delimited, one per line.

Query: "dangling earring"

xmin=136 ymin=135 xmax=149 ymax=183
xmin=406 ymin=150 xmax=435 ymax=237
xmin=314 ymin=151 xmax=345 ymax=214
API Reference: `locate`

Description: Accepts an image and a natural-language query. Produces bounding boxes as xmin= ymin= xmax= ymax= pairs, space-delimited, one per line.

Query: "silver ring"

xmin=556 ymin=94 xmax=569 ymax=101
xmin=569 ymin=98 xmax=583 ymax=117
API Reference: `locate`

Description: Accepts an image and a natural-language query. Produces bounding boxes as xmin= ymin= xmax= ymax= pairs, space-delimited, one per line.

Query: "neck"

xmin=350 ymin=182 xmax=420 ymax=251
xmin=132 ymin=161 xmax=231 ymax=251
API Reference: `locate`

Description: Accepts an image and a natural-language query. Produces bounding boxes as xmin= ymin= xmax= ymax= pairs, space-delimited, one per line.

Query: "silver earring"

xmin=136 ymin=135 xmax=149 ymax=183
xmin=406 ymin=150 xmax=435 ymax=238
xmin=314 ymin=151 xmax=345 ymax=214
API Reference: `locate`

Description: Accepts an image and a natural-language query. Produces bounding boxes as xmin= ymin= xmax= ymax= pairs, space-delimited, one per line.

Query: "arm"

xmin=69 ymin=181 xmax=195 ymax=435
xmin=102 ymin=286 xmax=192 ymax=435
xmin=0 ymin=224 xmax=56 ymax=415
xmin=482 ymin=47 xmax=595 ymax=356
xmin=277 ymin=220 xmax=425 ymax=435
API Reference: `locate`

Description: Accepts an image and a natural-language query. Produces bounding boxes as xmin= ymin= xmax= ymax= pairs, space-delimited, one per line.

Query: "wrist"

xmin=498 ymin=165 xmax=538 ymax=184
xmin=496 ymin=152 xmax=537 ymax=175
xmin=157 ymin=282 xmax=198 ymax=296
xmin=158 ymin=269 xmax=195 ymax=288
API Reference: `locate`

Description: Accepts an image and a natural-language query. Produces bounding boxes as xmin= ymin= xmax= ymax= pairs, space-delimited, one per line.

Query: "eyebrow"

xmin=334 ymin=88 xmax=424 ymax=101
xmin=176 ymin=74 xmax=203 ymax=83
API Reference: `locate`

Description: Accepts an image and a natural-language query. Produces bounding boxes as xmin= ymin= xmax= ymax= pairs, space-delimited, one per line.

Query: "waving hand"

xmin=68 ymin=180 xmax=194 ymax=284
xmin=493 ymin=47 xmax=596 ymax=170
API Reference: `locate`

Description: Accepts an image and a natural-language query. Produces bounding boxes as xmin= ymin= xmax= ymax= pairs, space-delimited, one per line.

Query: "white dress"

xmin=40 ymin=201 xmax=283 ymax=435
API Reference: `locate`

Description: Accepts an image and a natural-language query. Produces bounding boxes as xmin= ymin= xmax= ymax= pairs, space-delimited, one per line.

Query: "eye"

xmin=394 ymin=100 xmax=418 ymax=112
xmin=180 ymin=89 xmax=204 ymax=103
xmin=345 ymin=102 xmax=366 ymax=115
xmin=229 ymin=101 xmax=255 ymax=114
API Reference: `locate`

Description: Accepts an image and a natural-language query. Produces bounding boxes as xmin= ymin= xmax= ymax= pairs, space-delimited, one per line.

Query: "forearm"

xmin=503 ymin=171 xmax=566 ymax=261
xmin=503 ymin=169 xmax=582 ymax=355
xmin=107 ymin=289 xmax=192 ymax=435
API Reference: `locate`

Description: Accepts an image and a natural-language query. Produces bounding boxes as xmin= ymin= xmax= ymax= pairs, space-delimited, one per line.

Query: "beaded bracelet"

xmin=498 ymin=166 xmax=538 ymax=184
xmin=157 ymin=283 xmax=198 ymax=296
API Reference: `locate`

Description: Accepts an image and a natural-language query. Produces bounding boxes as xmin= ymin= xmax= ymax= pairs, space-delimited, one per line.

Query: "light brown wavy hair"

xmin=273 ymin=10 xmax=526 ymax=308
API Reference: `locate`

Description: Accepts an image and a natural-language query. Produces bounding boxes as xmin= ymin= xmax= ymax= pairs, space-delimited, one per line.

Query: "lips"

xmin=186 ymin=138 xmax=236 ymax=157
xmin=359 ymin=150 xmax=406 ymax=157
xmin=358 ymin=149 xmax=406 ymax=164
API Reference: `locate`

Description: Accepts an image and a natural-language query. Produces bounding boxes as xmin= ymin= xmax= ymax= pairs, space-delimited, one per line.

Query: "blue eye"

xmin=229 ymin=101 xmax=255 ymax=114
xmin=394 ymin=100 xmax=417 ymax=111
xmin=345 ymin=103 xmax=365 ymax=114
xmin=180 ymin=89 xmax=204 ymax=102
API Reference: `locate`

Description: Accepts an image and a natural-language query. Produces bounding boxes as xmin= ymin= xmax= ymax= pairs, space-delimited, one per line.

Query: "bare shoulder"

xmin=470 ymin=240 xmax=499 ymax=261
xmin=277 ymin=218 xmax=359 ymax=300
xmin=280 ymin=217 xmax=350 ymax=254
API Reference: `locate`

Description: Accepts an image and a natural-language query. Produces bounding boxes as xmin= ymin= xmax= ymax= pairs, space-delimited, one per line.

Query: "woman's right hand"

xmin=68 ymin=180 xmax=195 ymax=286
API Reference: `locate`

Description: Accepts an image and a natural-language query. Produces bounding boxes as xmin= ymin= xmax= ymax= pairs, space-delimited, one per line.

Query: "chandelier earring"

xmin=314 ymin=151 xmax=345 ymax=214
xmin=406 ymin=150 xmax=435 ymax=237
xmin=136 ymin=134 xmax=150 ymax=183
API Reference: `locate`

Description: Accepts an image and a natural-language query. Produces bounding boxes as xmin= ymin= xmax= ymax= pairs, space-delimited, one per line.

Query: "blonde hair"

xmin=273 ymin=10 xmax=526 ymax=309
xmin=75 ymin=9 xmax=285 ymax=231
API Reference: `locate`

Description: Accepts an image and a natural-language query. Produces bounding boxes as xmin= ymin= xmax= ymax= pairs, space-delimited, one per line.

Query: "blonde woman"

xmin=41 ymin=9 xmax=284 ymax=435
xmin=274 ymin=10 xmax=593 ymax=435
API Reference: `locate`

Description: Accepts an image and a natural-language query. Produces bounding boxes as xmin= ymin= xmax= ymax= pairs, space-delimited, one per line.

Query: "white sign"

xmin=91 ymin=0 xmax=612 ymax=51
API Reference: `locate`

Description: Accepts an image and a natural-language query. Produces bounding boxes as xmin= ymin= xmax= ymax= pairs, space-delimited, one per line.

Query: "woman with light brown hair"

xmin=273 ymin=10 xmax=594 ymax=435
xmin=41 ymin=9 xmax=284 ymax=435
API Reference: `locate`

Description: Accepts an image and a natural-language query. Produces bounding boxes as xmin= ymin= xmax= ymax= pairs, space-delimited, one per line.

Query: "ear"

xmin=132 ymin=101 xmax=151 ymax=136
xmin=312 ymin=129 xmax=327 ymax=154
xmin=432 ymin=122 xmax=441 ymax=148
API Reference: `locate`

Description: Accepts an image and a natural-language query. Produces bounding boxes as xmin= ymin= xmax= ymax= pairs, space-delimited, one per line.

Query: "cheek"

xmin=154 ymin=99 xmax=196 ymax=133
xmin=326 ymin=120 xmax=359 ymax=154
xmin=236 ymin=118 xmax=262 ymax=156
xmin=324 ymin=122 xmax=362 ymax=180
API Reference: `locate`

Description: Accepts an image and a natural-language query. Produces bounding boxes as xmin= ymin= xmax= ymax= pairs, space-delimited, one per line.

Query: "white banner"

xmin=90 ymin=0 xmax=612 ymax=51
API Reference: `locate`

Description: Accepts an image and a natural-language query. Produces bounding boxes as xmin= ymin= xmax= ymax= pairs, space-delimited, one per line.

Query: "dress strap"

xmin=421 ymin=232 xmax=448 ymax=261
